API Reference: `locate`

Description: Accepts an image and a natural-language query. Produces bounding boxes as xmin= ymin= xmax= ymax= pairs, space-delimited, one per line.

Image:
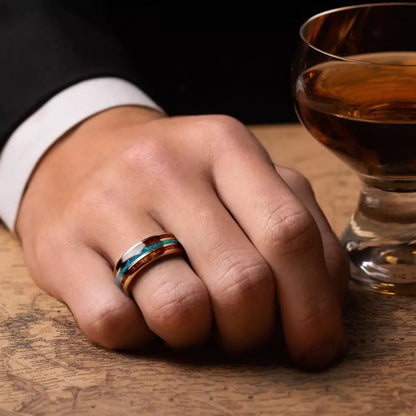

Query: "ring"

xmin=114 ymin=233 xmax=186 ymax=295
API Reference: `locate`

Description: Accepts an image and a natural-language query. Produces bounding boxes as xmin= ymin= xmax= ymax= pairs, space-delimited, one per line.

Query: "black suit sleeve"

xmin=0 ymin=0 xmax=142 ymax=147
xmin=2 ymin=0 xmax=383 ymax=149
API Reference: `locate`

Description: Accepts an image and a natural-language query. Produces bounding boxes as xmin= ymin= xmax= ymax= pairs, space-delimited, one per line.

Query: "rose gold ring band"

xmin=114 ymin=233 xmax=186 ymax=296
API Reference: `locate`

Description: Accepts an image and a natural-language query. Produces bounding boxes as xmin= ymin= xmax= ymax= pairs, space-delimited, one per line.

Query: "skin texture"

xmin=16 ymin=106 xmax=350 ymax=370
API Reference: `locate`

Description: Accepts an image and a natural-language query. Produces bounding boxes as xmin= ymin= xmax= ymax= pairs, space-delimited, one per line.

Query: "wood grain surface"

xmin=1 ymin=123 xmax=416 ymax=416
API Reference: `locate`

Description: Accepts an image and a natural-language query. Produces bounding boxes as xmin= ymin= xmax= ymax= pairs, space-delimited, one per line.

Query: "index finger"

xmin=211 ymin=121 xmax=347 ymax=370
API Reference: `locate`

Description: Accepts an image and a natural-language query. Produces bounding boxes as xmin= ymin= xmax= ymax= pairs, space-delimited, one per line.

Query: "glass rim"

xmin=299 ymin=2 xmax=416 ymax=67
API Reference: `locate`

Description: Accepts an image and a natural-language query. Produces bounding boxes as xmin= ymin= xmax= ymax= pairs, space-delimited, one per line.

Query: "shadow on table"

xmin=117 ymin=320 xmax=293 ymax=370
xmin=116 ymin=285 xmax=416 ymax=372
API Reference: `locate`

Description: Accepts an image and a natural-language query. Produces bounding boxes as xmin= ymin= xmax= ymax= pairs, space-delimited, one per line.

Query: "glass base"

xmin=346 ymin=244 xmax=416 ymax=295
xmin=341 ymin=183 xmax=416 ymax=295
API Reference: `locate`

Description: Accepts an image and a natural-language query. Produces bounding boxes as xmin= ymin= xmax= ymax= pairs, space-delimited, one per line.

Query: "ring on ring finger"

xmin=114 ymin=233 xmax=186 ymax=295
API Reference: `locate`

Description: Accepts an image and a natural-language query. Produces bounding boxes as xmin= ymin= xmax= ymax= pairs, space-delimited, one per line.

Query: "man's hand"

xmin=16 ymin=106 xmax=349 ymax=370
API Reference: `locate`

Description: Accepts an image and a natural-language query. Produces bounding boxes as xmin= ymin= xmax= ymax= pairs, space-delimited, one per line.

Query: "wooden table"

xmin=2 ymin=123 xmax=416 ymax=416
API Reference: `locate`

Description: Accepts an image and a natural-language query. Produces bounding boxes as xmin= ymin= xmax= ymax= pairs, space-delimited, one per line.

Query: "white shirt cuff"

xmin=0 ymin=77 xmax=163 ymax=232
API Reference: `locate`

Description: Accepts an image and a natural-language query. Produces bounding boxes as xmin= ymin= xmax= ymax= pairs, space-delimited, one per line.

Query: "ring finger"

xmin=88 ymin=209 xmax=212 ymax=349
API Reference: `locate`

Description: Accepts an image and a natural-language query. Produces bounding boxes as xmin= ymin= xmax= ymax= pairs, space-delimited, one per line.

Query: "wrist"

xmin=75 ymin=105 xmax=165 ymax=134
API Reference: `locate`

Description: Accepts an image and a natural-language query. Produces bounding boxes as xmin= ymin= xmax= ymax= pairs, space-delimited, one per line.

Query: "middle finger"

xmin=154 ymin=181 xmax=277 ymax=353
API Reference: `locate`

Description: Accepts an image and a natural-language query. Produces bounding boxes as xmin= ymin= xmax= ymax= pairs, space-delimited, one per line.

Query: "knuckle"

xmin=118 ymin=139 xmax=175 ymax=178
xmin=213 ymin=253 xmax=273 ymax=307
xmin=262 ymin=201 xmax=319 ymax=256
xmin=190 ymin=114 xmax=250 ymax=147
xmin=194 ymin=114 xmax=246 ymax=135
xmin=147 ymin=281 xmax=209 ymax=330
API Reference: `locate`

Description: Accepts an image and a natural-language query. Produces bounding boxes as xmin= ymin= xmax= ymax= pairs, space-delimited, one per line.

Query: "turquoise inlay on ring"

xmin=116 ymin=239 xmax=178 ymax=286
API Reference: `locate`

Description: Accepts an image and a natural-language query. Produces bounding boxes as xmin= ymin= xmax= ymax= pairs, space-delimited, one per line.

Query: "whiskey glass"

xmin=291 ymin=3 xmax=416 ymax=295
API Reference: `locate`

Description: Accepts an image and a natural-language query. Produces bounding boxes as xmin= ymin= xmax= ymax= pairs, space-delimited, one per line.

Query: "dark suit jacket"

xmin=1 ymin=0 xmax=383 ymax=148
